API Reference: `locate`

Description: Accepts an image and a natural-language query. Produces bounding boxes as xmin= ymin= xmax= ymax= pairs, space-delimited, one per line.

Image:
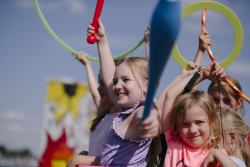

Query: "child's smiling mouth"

xmin=117 ymin=93 xmax=128 ymax=97
xmin=187 ymin=135 xmax=200 ymax=139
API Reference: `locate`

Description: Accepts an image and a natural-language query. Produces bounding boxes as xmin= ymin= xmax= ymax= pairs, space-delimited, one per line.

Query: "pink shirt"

xmin=164 ymin=130 xmax=227 ymax=167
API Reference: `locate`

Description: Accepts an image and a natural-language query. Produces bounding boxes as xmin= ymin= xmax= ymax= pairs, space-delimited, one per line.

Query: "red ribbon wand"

xmin=87 ymin=0 xmax=105 ymax=44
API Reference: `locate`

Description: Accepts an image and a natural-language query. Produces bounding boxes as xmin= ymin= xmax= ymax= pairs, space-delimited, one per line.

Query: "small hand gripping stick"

xmin=87 ymin=0 xmax=105 ymax=44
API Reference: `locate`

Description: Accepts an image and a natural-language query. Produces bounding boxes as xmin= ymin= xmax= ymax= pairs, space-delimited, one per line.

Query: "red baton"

xmin=87 ymin=0 xmax=105 ymax=44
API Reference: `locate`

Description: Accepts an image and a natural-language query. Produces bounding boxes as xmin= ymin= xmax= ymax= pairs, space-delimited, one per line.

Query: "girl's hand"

xmin=136 ymin=109 xmax=159 ymax=139
xmin=67 ymin=155 xmax=101 ymax=167
xmin=144 ymin=25 xmax=150 ymax=43
xmin=74 ymin=51 xmax=90 ymax=66
xmin=87 ymin=18 xmax=105 ymax=42
xmin=203 ymin=150 xmax=219 ymax=167
xmin=180 ymin=62 xmax=201 ymax=79
xmin=203 ymin=150 xmax=239 ymax=167
xmin=199 ymin=31 xmax=211 ymax=52
xmin=202 ymin=62 xmax=226 ymax=85
xmin=67 ymin=155 xmax=81 ymax=167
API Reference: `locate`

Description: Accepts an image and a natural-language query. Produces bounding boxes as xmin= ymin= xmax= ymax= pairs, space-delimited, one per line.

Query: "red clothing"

xmin=247 ymin=132 xmax=250 ymax=146
xmin=164 ymin=130 xmax=227 ymax=167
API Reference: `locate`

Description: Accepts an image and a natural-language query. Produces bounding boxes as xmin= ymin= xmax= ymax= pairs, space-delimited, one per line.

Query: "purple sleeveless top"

xmin=99 ymin=101 xmax=153 ymax=167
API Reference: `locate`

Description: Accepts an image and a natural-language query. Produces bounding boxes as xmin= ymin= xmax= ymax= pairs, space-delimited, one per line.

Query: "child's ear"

xmin=235 ymin=98 xmax=243 ymax=110
xmin=229 ymin=132 xmax=237 ymax=144
xmin=143 ymin=80 xmax=149 ymax=95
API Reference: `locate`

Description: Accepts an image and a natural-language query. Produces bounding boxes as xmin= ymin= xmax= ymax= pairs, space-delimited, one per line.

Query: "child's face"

xmin=210 ymin=86 xmax=242 ymax=110
xmin=112 ymin=63 xmax=146 ymax=108
xmin=178 ymin=105 xmax=210 ymax=148
xmin=98 ymin=72 xmax=114 ymax=106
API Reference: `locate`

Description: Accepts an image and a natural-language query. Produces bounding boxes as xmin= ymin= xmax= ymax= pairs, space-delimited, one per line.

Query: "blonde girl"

xmin=68 ymin=18 xmax=161 ymax=167
xmin=192 ymin=30 xmax=250 ymax=149
xmin=208 ymin=77 xmax=250 ymax=166
xmin=217 ymin=108 xmax=250 ymax=167
xmin=194 ymin=41 xmax=250 ymax=147
xmin=161 ymin=62 xmax=239 ymax=167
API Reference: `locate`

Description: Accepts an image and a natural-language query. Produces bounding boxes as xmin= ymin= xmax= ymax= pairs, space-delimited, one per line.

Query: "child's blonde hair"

xmin=208 ymin=76 xmax=245 ymax=115
xmin=218 ymin=108 xmax=250 ymax=167
xmin=170 ymin=90 xmax=222 ymax=150
xmin=116 ymin=56 xmax=162 ymax=167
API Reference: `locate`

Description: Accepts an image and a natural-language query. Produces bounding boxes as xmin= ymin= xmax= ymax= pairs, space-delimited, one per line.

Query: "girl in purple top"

xmin=69 ymin=18 xmax=161 ymax=167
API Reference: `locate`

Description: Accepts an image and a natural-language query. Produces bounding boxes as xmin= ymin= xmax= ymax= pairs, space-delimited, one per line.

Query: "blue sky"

xmin=0 ymin=0 xmax=249 ymax=157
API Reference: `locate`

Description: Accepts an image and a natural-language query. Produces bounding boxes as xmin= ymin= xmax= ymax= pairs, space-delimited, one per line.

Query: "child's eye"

xmin=182 ymin=123 xmax=189 ymax=126
xmin=213 ymin=98 xmax=219 ymax=103
xmin=99 ymin=81 xmax=105 ymax=87
xmin=113 ymin=80 xmax=117 ymax=85
xmin=196 ymin=121 xmax=204 ymax=124
xmin=223 ymin=99 xmax=231 ymax=104
xmin=123 ymin=78 xmax=129 ymax=82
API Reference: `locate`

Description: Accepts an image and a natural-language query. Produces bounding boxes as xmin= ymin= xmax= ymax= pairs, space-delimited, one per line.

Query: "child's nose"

xmin=216 ymin=101 xmax=226 ymax=109
xmin=189 ymin=125 xmax=197 ymax=134
xmin=115 ymin=81 xmax=122 ymax=90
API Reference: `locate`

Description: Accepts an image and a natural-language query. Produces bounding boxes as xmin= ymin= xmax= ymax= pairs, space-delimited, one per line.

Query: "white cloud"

xmin=107 ymin=34 xmax=140 ymax=50
xmin=0 ymin=110 xmax=40 ymax=134
xmin=0 ymin=110 xmax=38 ymax=124
xmin=39 ymin=1 xmax=63 ymax=13
xmin=2 ymin=123 xmax=39 ymax=133
xmin=5 ymin=124 xmax=23 ymax=132
xmin=13 ymin=0 xmax=87 ymax=15
xmin=63 ymin=0 xmax=87 ymax=15
xmin=2 ymin=110 xmax=27 ymax=121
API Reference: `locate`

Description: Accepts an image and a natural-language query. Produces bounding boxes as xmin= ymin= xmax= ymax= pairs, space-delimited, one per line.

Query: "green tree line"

xmin=0 ymin=145 xmax=33 ymax=158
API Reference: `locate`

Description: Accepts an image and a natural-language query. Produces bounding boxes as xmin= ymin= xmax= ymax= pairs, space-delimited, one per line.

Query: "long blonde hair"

xmin=218 ymin=108 xmax=250 ymax=167
xmin=170 ymin=90 xmax=222 ymax=151
xmin=116 ymin=57 xmax=162 ymax=167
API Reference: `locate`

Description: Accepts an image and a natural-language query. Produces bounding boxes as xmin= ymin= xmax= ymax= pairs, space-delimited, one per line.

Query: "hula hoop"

xmin=171 ymin=1 xmax=243 ymax=70
xmin=33 ymin=0 xmax=144 ymax=61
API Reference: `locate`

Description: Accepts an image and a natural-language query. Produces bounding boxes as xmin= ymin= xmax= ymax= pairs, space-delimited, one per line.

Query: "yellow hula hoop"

xmin=171 ymin=1 xmax=243 ymax=70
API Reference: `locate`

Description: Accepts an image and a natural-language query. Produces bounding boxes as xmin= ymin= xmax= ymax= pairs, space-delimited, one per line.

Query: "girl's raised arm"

xmin=193 ymin=31 xmax=211 ymax=65
xmin=157 ymin=62 xmax=199 ymax=111
xmin=74 ymin=51 xmax=101 ymax=112
xmin=161 ymin=65 xmax=200 ymax=133
xmin=161 ymin=62 xmax=226 ymax=133
xmin=87 ymin=18 xmax=117 ymax=106
xmin=144 ymin=25 xmax=150 ymax=61
xmin=203 ymin=150 xmax=239 ymax=167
